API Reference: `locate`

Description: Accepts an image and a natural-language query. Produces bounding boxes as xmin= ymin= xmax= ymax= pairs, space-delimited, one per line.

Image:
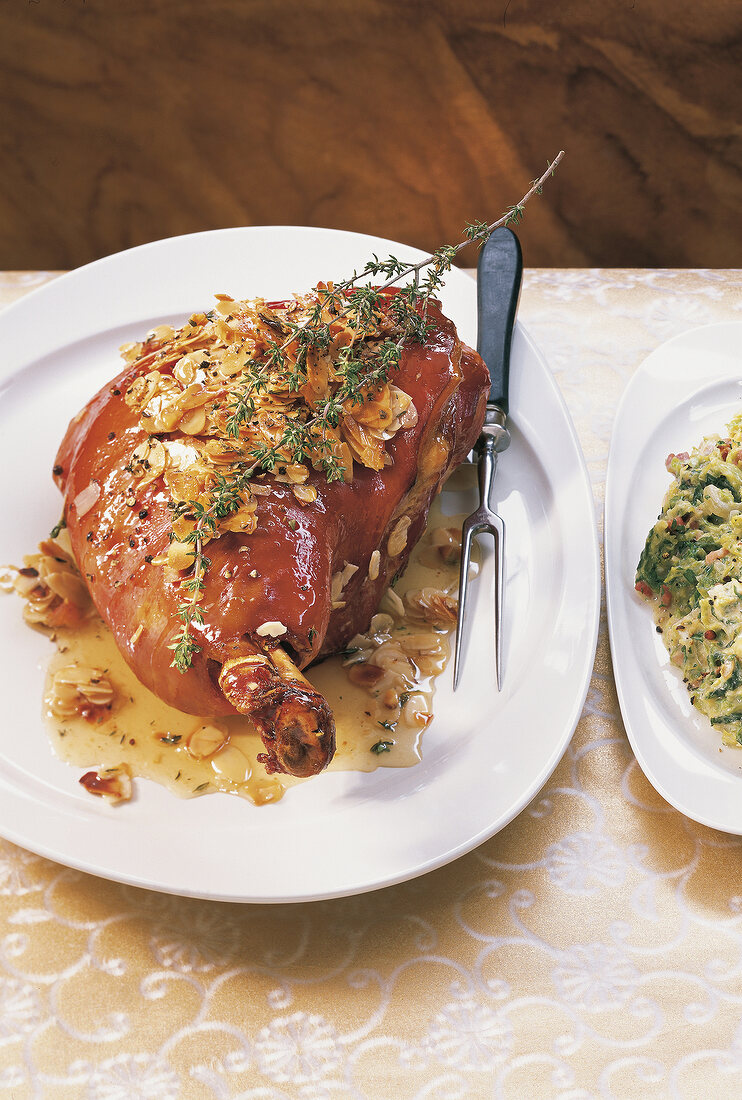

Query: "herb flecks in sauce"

xmin=10 ymin=496 xmax=474 ymax=803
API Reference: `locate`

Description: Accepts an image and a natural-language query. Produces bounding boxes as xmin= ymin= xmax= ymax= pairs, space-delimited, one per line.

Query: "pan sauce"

xmin=42 ymin=494 xmax=478 ymax=806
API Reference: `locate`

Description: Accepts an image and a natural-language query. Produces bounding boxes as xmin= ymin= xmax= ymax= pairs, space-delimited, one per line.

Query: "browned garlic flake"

xmin=49 ymin=665 xmax=115 ymax=719
xmin=8 ymin=530 xmax=92 ymax=629
xmin=404 ymin=587 xmax=458 ymax=626
xmin=340 ymin=583 xmax=452 ymax=732
xmin=79 ymin=764 xmax=132 ymax=804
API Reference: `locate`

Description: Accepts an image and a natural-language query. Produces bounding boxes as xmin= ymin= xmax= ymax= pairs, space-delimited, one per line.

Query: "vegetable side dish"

xmin=636 ymin=413 xmax=742 ymax=747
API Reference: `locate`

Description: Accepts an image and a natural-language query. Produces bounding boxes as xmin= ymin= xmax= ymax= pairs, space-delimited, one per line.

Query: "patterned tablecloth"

xmin=1 ymin=269 xmax=741 ymax=1100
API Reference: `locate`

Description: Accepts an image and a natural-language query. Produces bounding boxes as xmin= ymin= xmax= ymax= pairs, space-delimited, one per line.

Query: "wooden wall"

xmin=1 ymin=0 xmax=740 ymax=270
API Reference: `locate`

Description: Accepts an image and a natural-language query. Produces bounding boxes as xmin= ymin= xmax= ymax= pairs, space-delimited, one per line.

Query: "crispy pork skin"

xmin=54 ymin=295 xmax=489 ymax=775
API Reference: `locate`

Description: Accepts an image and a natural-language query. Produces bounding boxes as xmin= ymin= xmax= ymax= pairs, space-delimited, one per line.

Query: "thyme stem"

xmin=168 ymin=152 xmax=565 ymax=670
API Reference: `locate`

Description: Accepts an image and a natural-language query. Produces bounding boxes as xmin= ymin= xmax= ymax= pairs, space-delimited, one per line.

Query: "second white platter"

xmin=606 ymin=321 xmax=742 ymax=834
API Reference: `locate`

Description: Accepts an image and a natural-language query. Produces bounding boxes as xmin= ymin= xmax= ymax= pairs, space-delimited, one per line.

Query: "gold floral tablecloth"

xmin=2 ymin=269 xmax=742 ymax=1100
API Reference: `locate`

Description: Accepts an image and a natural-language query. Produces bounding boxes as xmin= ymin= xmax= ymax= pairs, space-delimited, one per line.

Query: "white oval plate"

xmin=0 ymin=227 xmax=599 ymax=901
xmin=606 ymin=321 xmax=742 ymax=833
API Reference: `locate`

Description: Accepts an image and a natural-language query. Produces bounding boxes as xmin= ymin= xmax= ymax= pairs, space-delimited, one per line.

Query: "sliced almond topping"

xmin=147 ymin=324 xmax=175 ymax=344
xmin=255 ymin=621 xmax=288 ymax=638
xmin=73 ymin=482 xmax=101 ymax=518
xmin=286 ymin=463 xmax=309 ymax=484
xmin=186 ymin=722 xmax=228 ymax=759
xmin=348 ymin=663 xmax=386 ymax=687
xmin=178 ymin=405 xmax=207 ymax=436
xmin=380 ymin=587 xmax=405 ymax=618
xmin=430 ymin=526 xmax=462 ymax=565
xmin=162 ymin=439 xmax=201 ymax=470
xmin=369 ymin=613 xmax=394 ymax=635
xmin=0 ymin=566 xmax=16 ymax=593
xmin=404 ymin=588 xmax=458 ymax=626
xmin=331 ymin=562 xmax=359 ymax=604
xmin=44 ymin=571 xmax=89 ymax=607
xmin=221 ymin=500 xmax=258 ymax=534
xmin=49 ymin=665 xmax=115 ymax=718
xmin=387 ymin=516 xmax=411 ymax=558
xmin=131 ymin=438 xmax=167 ymax=485
xmin=247 ymin=481 xmax=272 ymax=496
xmin=167 ymin=540 xmax=195 ymax=572
xmin=293 ymin=484 xmax=318 ymax=506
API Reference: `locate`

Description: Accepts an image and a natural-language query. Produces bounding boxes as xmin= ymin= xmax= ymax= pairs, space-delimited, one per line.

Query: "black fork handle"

xmin=477 ymin=226 xmax=523 ymax=415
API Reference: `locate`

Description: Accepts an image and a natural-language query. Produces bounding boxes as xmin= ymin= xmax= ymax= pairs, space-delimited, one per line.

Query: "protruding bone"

xmin=218 ymin=643 xmax=336 ymax=778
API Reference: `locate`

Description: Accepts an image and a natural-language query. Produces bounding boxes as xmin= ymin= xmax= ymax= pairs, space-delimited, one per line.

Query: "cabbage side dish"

xmin=636 ymin=413 xmax=742 ymax=747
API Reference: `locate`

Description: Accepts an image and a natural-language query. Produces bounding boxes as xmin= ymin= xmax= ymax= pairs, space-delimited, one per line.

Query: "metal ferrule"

xmin=479 ymin=404 xmax=511 ymax=454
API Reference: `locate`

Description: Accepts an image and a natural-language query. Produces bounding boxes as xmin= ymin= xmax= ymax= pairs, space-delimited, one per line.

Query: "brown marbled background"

xmin=1 ymin=0 xmax=740 ymax=269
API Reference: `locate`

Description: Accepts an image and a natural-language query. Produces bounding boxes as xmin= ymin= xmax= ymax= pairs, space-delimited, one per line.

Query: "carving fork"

xmin=453 ymin=226 xmax=522 ymax=691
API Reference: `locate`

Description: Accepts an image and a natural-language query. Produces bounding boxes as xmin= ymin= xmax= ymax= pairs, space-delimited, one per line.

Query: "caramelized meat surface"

xmin=54 ymin=292 xmax=489 ymax=776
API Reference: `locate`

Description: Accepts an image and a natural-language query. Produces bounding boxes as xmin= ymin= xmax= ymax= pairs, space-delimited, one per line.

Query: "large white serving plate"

xmin=0 ymin=226 xmax=599 ymax=902
xmin=606 ymin=321 xmax=742 ymax=833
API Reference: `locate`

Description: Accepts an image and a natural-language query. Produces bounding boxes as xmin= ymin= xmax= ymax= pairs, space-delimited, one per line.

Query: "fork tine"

xmin=453 ymin=519 xmax=478 ymax=690
xmin=453 ymin=516 xmax=505 ymax=693
xmin=492 ymin=515 xmax=505 ymax=692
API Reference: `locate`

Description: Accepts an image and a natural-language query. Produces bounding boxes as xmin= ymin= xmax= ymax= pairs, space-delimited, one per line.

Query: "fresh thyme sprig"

xmin=342 ymin=150 xmax=565 ymax=296
xmin=168 ymin=152 xmax=565 ymax=670
xmin=167 ymin=463 xmax=258 ymax=671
